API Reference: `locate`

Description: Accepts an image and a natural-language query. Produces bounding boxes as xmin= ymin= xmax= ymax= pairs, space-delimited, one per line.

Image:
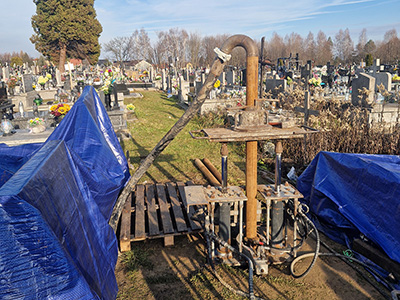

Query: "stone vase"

xmin=29 ymin=124 xmax=46 ymax=134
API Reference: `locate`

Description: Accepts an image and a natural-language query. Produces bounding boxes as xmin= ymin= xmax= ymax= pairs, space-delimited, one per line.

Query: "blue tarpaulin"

xmin=0 ymin=86 xmax=130 ymax=299
xmin=297 ymin=151 xmax=400 ymax=264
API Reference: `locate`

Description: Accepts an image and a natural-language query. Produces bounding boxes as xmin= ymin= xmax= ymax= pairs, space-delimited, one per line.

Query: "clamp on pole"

xmin=214 ymin=47 xmax=232 ymax=63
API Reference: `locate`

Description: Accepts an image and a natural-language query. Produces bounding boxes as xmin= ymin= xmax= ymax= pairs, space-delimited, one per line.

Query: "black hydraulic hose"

xmin=205 ymin=230 xmax=259 ymax=300
xmin=319 ymin=239 xmax=394 ymax=299
xmin=290 ymin=210 xmax=394 ymax=299
xmin=291 ymin=252 xmax=392 ymax=299
xmin=290 ymin=205 xmax=320 ymax=279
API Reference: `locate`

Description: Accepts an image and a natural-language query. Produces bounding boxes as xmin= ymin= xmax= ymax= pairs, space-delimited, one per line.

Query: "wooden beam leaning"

xmin=109 ymin=54 xmax=226 ymax=232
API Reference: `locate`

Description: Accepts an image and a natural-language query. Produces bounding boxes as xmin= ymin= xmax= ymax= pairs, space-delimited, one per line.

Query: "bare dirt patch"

xmin=116 ymin=233 xmax=385 ymax=300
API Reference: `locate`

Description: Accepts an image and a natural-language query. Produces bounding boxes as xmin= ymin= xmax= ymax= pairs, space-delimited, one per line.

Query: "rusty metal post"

xmin=245 ymin=55 xmax=259 ymax=240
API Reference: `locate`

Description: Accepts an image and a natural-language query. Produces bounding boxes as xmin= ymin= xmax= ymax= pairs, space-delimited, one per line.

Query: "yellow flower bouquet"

xmin=50 ymin=103 xmax=71 ymax=117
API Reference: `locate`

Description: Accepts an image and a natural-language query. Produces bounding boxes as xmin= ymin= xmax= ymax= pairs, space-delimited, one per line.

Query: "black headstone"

xmin=0 ymin=85 xmax=7 ymax=102
xmin=114 ymin=83 xmax=129 ymax=95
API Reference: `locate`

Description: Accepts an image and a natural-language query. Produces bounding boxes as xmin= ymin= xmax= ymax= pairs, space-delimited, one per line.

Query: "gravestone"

xmin=149 ymin=66 xmax=154 ymax=81
xmin=195 ymin=80 xmax=203 ymax=95
xmin=22 ymin=74 xmax=34 ymax=93
xmin=0 ymin=84 xmax=7 ymax=101
xmin=178 ymin=76 xmax=190 ymax=102
xmin=265 ymin=78 xmax=287 ymax=94
xmin=64 ymin=76 xmax=71 ymax=90
xmin=56 ymin=69 xmax=62 ymax=87
xmin=373 ymin=72 xmax=392 ymax=92
xmin=184 ymin=68 xmax=189 ymax=81
xmin=114 ymin=83 xmax=129 ymax=95
xmin=2 ymin=67 xmax=9 ymax=81
xmin=351 ymin=72 xmax=375 ymax=106
xmin=226 ymin=70 xmax=236 ymax=86
xmin=161 ymin=69 xmax=167 ymax=90
xmin=201 ymin=73 xmax=206 ymax=85
xmin=219 ymin=72 xmax=226 ymax=86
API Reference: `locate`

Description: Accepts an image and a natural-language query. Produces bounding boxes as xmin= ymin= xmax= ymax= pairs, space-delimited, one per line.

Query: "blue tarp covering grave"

xmin=0 ymin=86 xmax=130 ymax=299
xmin=297 ymin=151 xmax=400 ymax=264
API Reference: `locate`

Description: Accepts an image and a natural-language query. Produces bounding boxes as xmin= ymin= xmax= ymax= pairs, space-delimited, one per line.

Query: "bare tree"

xmin=316 ymin=31 xmax=333 ymax=65
xmin=285 ymin=32 xmax=304 ymax=60
xmin=266 ymin=32 xmax=286 ymax=62
xmin=304 ymin=32 xmax=317 ymax=62
xmin=186 ymin=32 xmax=202 ymax=67
xmin=103 ymin=36 xmax=134 ymax=68
xmin=334 ymin=28 xmax=354 ymax=63
xmin=157 ymin=28 xmax=189 ymax=68
xmin=356 ymin=28 xmax=368 ymax=61
xmin=200 ymin=34 xmax=229 ymax=67
xmin=131 ymin=29 xmax=153 ymax=62
xmin=377 ymin=29 xmax=400 ymax=64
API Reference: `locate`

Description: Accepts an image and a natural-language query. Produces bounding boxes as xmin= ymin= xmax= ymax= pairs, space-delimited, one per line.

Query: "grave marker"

xmin=351 ymin=72 xmax=376 ymax=106
xmin=295 ymin=91 xmax=319 ymax=126
xmin=22 ymin=74 xmax=34 ymax=93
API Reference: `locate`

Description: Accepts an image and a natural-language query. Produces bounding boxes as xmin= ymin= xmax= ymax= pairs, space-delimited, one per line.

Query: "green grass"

xmin=121 ymin=246 xmax=154 ymax=274
xmin=122 ymin=91 xmax=246 ymax=185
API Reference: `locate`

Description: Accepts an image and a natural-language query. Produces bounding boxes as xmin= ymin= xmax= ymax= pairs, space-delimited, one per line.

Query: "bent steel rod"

xmin=110 ymin=35 xmax=258 ymax=232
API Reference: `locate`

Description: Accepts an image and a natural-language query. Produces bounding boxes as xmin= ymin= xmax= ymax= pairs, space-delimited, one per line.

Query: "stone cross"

xmin=294 ymin=91 xmax=319 ymax=126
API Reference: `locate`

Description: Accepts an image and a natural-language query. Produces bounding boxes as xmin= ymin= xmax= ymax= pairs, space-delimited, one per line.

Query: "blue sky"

xmin=1 ymin=0 xmax=399 ymax=58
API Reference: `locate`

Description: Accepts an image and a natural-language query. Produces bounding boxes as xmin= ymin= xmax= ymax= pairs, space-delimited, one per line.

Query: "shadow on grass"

xmin=120 ymin=133 xmax=191 ymax=183
xmin=117 ymin=235 xmax=230 ymax=299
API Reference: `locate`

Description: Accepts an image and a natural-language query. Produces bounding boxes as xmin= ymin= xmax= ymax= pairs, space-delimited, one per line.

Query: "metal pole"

xmin=272 ymin=141 xmax=284 ymax=247
xmin=245 ymin=54 xmax=259 ymax=240
xmin=221 ymin=143 xmax=228 ymax=193
xmin=274 ymin=141 xmax=282 ymax=193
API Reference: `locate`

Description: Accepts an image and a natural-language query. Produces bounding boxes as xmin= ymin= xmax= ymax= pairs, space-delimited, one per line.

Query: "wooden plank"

xmin=146 ymin=184 xmax=160 ymax=236
xmin=177 ymin=182 xmax=201 ymax=231
xmin=120 ymin=192 xmax=132 ymax=252
xmin=156 ymin=183 xmax=174 ymax=234
xmin=164 ymin=235 xmax=174 ymax=247
xmin=134 ymin=185 xmax=146 ymax=239
xmin=166 ymin=182 xmax=188 ymax=232
xmin=201 ymin=126 xmax=318 ymax=142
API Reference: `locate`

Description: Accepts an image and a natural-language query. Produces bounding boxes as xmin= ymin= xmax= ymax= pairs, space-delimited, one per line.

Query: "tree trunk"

xmin=59 ymin=43 xmax=67 ymax=73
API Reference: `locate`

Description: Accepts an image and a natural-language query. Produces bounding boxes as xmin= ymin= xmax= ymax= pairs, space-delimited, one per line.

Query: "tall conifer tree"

xmin=31 ymin=0 xmax=102 ymax=72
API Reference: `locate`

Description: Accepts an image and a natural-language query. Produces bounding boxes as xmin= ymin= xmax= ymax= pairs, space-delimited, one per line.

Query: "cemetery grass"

xmin=116 ymin=90 xmax=385 ymax=300
xmin=121 ymin=90 xmax=246 ymax=186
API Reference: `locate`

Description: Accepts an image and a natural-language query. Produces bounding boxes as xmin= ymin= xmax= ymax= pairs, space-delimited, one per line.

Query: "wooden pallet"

xmin=119 ymin=182 xmax=202 ymax=252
